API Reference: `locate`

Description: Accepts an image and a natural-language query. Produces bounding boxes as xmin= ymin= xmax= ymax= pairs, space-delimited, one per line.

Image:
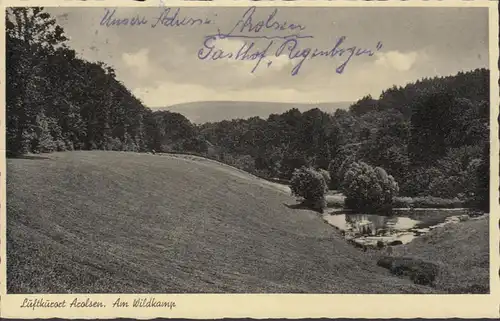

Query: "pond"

xmin=323 ymin=208 xmax=485 ymax=249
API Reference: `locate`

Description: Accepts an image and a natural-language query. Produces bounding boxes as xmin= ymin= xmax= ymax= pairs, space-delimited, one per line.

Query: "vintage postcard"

xmin=1 ymin=0 xmax=499 ymax=319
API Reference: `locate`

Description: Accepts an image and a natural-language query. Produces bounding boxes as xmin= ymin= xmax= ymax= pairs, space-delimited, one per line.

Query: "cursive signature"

xmin=198 ymin=37 xmax=275 ymax=73
xmin=221 ymin=6 xmax=308 ymax=40
xmin=100 ymin=8 xmax=148 ymax=27
xmin=198 ymin=34 xmax=383 ymax=76
xmin=97 ymin=6 xmax=383 ymax=76
xmin=276 ymin=37 xmax=383 ymax=75
xmin=197 ymin=6 xmax=382 ymax=76
xmin=99 ymin=7 xmax=213 ymax=28
xmin=151 ymin=8 xmax=213 ymax=28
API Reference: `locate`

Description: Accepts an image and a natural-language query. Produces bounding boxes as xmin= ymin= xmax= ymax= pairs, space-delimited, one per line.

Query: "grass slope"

xmin=391 ymin=217 xmax=489 ymax=293
xmin=7 ymin=151 xmax=435 ymax=294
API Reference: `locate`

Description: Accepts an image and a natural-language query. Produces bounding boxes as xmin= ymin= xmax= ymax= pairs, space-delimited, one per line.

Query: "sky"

xmin=46 ymin=6 xmax=489 ymax=108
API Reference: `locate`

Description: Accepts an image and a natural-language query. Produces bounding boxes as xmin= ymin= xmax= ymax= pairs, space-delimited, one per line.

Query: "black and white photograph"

xmin=4 ymin=1 xmax=495 ymax=302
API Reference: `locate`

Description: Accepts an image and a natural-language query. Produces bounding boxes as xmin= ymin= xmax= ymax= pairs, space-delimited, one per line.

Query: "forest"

xmin=6 ymin=7 xmax=490 ymax=210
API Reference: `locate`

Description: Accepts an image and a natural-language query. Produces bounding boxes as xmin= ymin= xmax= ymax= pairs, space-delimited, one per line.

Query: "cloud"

xmin=375 ymin=50 xmax=419 ymax=72
xmin=48 ymin=6 xmax=489 ymax=111
xmin=131 ymin=49 xmax=427 ymax=107
xmin=122 ymin=48 xmax=153 ymax=78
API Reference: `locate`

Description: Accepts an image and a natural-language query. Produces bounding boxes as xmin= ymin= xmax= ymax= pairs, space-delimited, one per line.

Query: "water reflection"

xmin=323 ymin=209 xmax=480 ymax=248
xmin=324 ymin=213 xmax=420 ymax=238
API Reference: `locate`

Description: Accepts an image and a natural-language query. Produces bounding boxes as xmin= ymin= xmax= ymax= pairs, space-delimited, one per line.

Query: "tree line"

xmin=6 ymin=7 xmax=207 ymax=157
xmin=6 ymin=7 xmax=490 ymax=210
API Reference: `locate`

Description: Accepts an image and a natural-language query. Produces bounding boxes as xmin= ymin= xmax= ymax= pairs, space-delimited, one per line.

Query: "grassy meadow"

xmin=7 ymin=151 xmax=439 ymax=294
xmin=7 ymin=151 xmax=488 ymax=294
xmin=391 ymin=217 xmax=489 ymax=293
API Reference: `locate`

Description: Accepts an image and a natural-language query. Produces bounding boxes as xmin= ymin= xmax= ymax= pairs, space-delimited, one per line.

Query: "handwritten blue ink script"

xmin=99 ymin=6 xmax=383 ymax=76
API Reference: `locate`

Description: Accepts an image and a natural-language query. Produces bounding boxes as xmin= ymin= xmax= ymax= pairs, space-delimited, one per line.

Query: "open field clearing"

xmin=7 ymin=151 xmax=438 ymax=294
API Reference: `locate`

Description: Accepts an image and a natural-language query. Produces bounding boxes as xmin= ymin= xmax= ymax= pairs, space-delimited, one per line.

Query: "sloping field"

xmin=392 ymin=217 xmax=489 ymax=293
xmin=7 ymin=151 xmax=435 ymax=293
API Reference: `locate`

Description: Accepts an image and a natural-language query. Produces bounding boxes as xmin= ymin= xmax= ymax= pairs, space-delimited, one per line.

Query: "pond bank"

xmin=386 ymin=217 xmax=489 ymax=293
xmin=321 ymin=208 xmax=489 ymax=293
xmin=323 ymin=208 xmax=487 ymax=249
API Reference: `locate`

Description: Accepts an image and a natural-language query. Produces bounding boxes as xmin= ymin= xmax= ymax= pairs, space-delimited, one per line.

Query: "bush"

xmin=65 ymin=140 xmax=75 ymax=151
xmin=341 ymin=162 xmax=399 ymax=213
xmin=393 ymin=196 xmax=465 ymax=209
xmin=105 ymin=136 xmax=123 ymax=151
xmin=290 ymin=166 xmax=328 ymax=212
xmin=55 ymin=139 xmax=67 ymax=151
xmin=377 ymin=256 xmax=440 ymax=286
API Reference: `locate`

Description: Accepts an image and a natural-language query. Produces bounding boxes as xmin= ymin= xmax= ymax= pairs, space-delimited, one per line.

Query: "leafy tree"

xmin=422 ymin=146 xmax=482 ymax=199
xmin=407 ymin=92 xmax=485 ymax=168
xmin=6 ymin=7 xmax=68 ymax=155
xmin=31 ymin=113 xmax=57 ymax=153
xmin=349 ymin=95 xmax=378 ymax=116
xmin=280 ymin=150 xmax=310 ymax=179
xmin=328 ymin=151 xmax=356 ymax=190
xmin=399 ymin=167 xmax=443 ymax=197
xmin=6 ymin=7 xmax=67 ymax=48
xmin=409 ymin=92 xmax=455 ymax=166
xmin=290 ymin=167 xmax=328 ymax=212
xmin=341 ymin=162 xmax=399 ymax=213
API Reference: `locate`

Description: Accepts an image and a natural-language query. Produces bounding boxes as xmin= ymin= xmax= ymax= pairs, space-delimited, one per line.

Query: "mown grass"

xmin=7 ymin=151 xmax=436 ymax=294
xmin=389 ymin=217 xmax=489 ymax=293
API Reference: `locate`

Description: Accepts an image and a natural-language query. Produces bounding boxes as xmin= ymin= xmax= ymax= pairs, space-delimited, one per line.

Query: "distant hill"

xmin=153 ymin=101 xmax=351 ymax=124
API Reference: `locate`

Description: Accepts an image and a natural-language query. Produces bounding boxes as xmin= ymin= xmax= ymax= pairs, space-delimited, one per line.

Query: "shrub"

xmin=377 ymin=256 xmax=440 ymax=286
xmin=55 ymin=139 xmax=67 ymax=151
xmin=106 ymin=136 xmax=123 ymax=151
xmin=393 ymin=196 xmax=465 ymax=209
xmin=341 ymin=162 xmax=399 ymax=213
xmin=65 ymin=140 xmax=75 ymax=151
xmin=33 ymin=133 xmax=56 ymax=153
xmin=290 ymin=166 xmax=328 ymax=212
